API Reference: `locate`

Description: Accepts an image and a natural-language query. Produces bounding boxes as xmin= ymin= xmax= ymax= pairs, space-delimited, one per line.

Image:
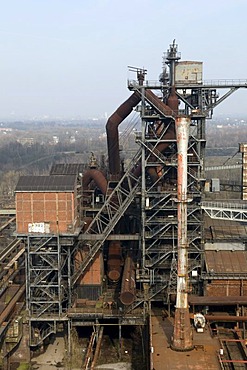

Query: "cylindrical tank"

xmin=120 ymin=255 xmax=136 ymax=305
xmin=107 ymin=241 xmax=122 ymax=282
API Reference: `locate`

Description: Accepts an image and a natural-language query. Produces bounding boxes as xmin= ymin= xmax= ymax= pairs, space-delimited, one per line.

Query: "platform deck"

xmin=150 ymin=309 xmax=221 ymax=370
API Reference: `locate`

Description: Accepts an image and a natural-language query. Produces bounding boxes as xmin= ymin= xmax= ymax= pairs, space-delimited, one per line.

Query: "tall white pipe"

xmin=171 ymin=116 xmax=193 ymax=351
xmin=175 ymin=116 xmax=190 ymax=309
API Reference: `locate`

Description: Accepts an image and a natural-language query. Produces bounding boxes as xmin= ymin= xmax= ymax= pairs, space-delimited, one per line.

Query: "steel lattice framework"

xmin=201 ymin=201 xmax=247 ymax=222
xmin=127 ymin=83 xmax=205 ymax=303
xmin=26 ymin=234 xmax=73 ymax=346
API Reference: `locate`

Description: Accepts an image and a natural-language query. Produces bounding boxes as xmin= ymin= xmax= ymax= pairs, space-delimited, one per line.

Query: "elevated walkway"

xmin=202 ymin=201 xmax=247 ymax=222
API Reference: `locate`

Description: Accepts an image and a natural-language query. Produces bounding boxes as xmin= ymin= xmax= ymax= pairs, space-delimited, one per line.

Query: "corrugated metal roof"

xmin=204 ymin=216 xmax=247 ymax=240
xmin=205 ymin=250 xmax=247 ymax=274
xmin=205 ymin=241 xmax=245 ymax=251
xmin=15 ymin=175 xmax=77 ymax=192
xmin=50 ymin=163 xmax=85 ymax=175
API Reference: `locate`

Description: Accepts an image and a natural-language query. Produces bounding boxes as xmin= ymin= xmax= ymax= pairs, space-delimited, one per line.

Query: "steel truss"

xmin=72 ymin=149 xmax=142 ymax=286
xmin=26 ymin=234 xmax=73 ymax=346
xmin=201 ymin=201 xmax=247 ymax=222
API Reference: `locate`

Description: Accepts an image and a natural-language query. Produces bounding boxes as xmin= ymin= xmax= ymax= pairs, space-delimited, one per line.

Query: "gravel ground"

xmin=30 ymin=337 xmax=131 ymax=370
xmin=31 ymin=336 xmax=65 ymax=369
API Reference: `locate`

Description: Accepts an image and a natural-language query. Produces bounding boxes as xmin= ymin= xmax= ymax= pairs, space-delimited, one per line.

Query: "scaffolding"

xmin=25 ymin=234 xmax=74 ymax=346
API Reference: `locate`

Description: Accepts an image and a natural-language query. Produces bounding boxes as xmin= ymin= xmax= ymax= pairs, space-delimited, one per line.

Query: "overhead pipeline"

xmin=106 ymin=91 xmax=141 ymax=176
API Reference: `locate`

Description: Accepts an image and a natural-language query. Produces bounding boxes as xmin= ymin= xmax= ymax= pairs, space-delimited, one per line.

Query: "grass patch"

xmin=17 ymin=363 xmax=30 ymax=370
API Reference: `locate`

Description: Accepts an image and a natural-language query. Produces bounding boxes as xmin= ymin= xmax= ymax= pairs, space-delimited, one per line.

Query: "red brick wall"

xmin=205 ymin=280 xmax=247 ymax=296
xmin=16 ymin=191 xmax=78 ymax=234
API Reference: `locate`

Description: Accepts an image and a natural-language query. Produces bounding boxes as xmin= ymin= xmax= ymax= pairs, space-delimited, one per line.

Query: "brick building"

xmin=15 ymin=175 xmax=79 ymax=234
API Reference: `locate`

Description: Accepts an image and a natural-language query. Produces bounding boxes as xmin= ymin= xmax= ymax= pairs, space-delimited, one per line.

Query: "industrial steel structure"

xmin=14 ymin=41 xmax=247 ymax=360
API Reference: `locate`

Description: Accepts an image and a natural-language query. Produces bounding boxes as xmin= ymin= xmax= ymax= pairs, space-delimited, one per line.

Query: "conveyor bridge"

xmin=201 ymin=201 xmax=247 ymax=222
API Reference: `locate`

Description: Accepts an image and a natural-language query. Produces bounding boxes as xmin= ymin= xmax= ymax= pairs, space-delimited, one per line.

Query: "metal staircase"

xmin=30 ymin=322 xmax=56 ymax=347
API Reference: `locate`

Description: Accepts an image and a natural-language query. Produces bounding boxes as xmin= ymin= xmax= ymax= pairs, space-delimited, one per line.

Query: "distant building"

xmin=52 ymin=136 xmax=59 ymax=144
xmin=0 ymin=127 xmax=13 ymax=132
xmin=17 ymin=137 xmax=35 ymax=146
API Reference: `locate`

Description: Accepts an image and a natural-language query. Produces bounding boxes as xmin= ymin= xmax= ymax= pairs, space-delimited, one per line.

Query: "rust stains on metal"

xmin=151 ymin=309 xmax=221 ymax=370
xmin=106 ymin=91 xmax=141 ymax=176
xmin=120 ymin=255 xmax=136 ymax=305
xmin=172 ymin=116 xmax=194 ymax=351
xmin=172 ymin=308 xmax=193 ymax=352
xmin=205 ymin=250 xmax=247 ymax=274
xmin=82 ymin=169 xmax=108 ymax=195
xmin=189 ymin=295 xmax=247 ymax=305
xmin=167 ymin=85 xmax=179 ymax=113
xmin=145 ymin=89 xmax=176 ymax=117
xmin=107 ymin=241 xmax=123 ymax=282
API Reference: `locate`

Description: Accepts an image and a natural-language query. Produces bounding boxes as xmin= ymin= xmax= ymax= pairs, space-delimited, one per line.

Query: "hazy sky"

xmin=0 ymin=0 xmax=247 ymax=120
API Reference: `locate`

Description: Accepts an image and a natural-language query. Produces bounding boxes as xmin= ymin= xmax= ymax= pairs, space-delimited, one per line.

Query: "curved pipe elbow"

xmin=106 ymin=91 xmax=141 ymax=175
xmin=82 ymin=169 xmax=107 ymax=195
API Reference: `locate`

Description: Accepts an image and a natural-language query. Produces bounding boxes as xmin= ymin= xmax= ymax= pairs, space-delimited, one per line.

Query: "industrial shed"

xmin=50 ymin=163 xmax=86 ymax=176
xmin=203 ymin=250 xmax=247 ymax=297
xmin=15 ymin=175 xmax=79 ymax=234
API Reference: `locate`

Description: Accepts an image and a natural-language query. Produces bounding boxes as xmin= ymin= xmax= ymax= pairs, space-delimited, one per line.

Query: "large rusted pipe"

xmin=205 ymin=315 xmax=247 ymax=322
xmin=145 ymin=89 xmax=176 ymax=117
xmin=106 ymin=88 xmax=176 ymax=177
xmin=120 ymin=255 xmax=136 ymax=305
xmin=0 ymin=284 xmax=25 ymax=325
xmin=107 ymin=241 xmax=123 ymax=282
xmin=172 ymin=116 xmax=193 ymax=352
xmin=106 ymin=91 xmax=141 ymax=176
xmin=167 ymin=85 xmax=179 ymax=114
xmin=82 ymin=169 xmax=107 ymax=195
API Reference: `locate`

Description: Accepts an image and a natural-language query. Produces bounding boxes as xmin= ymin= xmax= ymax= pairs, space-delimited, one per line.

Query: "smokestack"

xmin=171 ymin=116 xmax=194 ymax=351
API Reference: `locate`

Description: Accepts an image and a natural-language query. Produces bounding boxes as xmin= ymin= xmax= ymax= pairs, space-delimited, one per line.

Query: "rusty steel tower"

xmin=127 ymin=40 xmax=247 ymax=351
